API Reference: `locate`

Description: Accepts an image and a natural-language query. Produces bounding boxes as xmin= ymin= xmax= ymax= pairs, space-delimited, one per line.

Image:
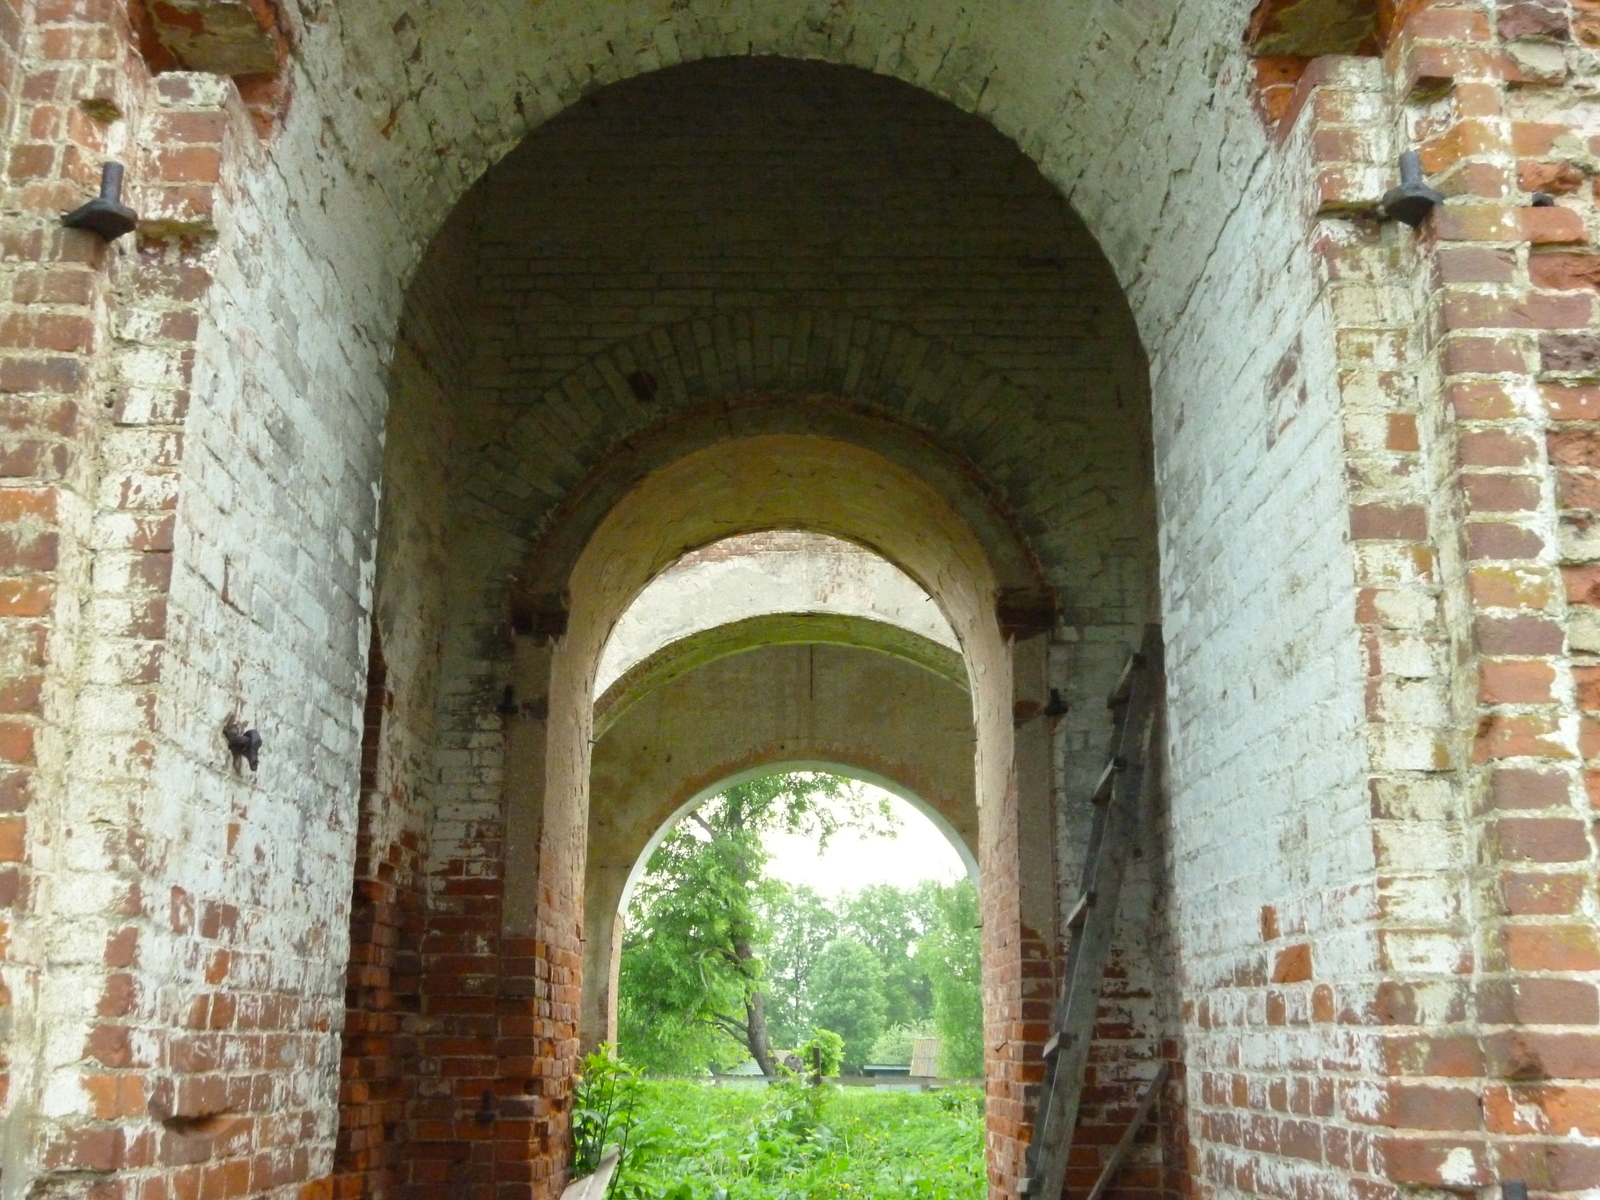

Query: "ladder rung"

xmin=1091 ymin=758 xmax=1123 ymax=804
xmin=1107 ymin=651 xmax=1146 ymax=708
xmin=1065 ymin=892 xmax=1092 ymax=929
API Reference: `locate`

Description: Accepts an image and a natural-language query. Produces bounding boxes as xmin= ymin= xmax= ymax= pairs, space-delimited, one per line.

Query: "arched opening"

xmin=580 ymin=529 xmax=981 ymax=1059
xmin=347 ymin=53 xmax=1163 ymax=1200
xmin=601 ymin=763 xmax=979 ymax=1071
xmin=14 ymin=0 xmax=1540 ymax=1197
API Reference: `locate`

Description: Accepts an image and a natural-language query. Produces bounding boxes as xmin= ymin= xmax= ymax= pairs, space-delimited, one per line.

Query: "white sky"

xmin=760 ymin=784 xmax=967 ymax=897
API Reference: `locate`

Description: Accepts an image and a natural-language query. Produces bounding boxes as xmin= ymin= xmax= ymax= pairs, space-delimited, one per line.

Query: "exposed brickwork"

xmin=3 ymin=1 xmax=1600 ymax=1199
xmin=1232 ymin=3 xmax=1600 ymax=1197
xmin=333 ymin=642 xmax=425 ymax=1200
xmin=389 ymin=60 xmax=1157 ymax=1199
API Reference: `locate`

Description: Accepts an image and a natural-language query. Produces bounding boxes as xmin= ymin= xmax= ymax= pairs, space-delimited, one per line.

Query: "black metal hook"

xmin=223 ymin=718 xmax=262 ymax=772
xmin=62 ymin=162 xmax=138 ymax=242
xmin=1381 ymin=151 xmax=1445 ymax=229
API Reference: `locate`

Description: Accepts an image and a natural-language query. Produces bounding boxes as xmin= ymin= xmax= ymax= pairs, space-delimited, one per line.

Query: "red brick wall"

xmin=0 ymin=0 xmax=27 ymax=1124
xmin=334 ymin=642 xmax=426 ymax=1200
xmin=0 ymin=1 xmax=315 ymax=1194
xmin=1233 ymin=3 xmax=1600 ymax=1196
xmin=0 ymin=0 xmax=136 ymax=1156
xmin=396 ymin=826 xmax=578 ymax=1199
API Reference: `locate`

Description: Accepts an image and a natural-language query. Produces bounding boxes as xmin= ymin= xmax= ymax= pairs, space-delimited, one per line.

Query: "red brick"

xmin=1475 ymin=615 xmax=1565 ymax=654
xmin=1487 ymin=1030 xmax=1600 ymax=1079
xmin=1443 ymin=335 xmax=1529 ymax=375
xmin=1533 ymin=251 xmax=1600 ymax=291
xmin=1465 ymin=521 xmax=1544 ymax=559
xmin=1462 ymin=472 xmax=1539 ymax=511
xmin=1377 ymin=1137 xmax=1489 ymax=1187
xmin=1436 ymin=246 xmax=1515 ymax=284
xmin=1487 ymin=1084 xmax=1600 ymax=1136
xmin=0 ymin=579 xmax=50 ymax=617
xmin=1560 ymin=469 xmax=1600 ymax=510
xmin=1473 ymin=712 xmax=1571 ymax=760
xmin=1543 ymin=332 xmax=1600 ymax=374
xmin=1520 ymin=159 xmax=1587 ymax=197
xmin=0 ymin=722 xmax=34 ymax=766
xmin=1480 ymin=660 xmax=1555 ymax=704
xmin=1458 ymin=428 xmax=1537 ymax=467
xmin=0 ymin=354 xmax=83 ymax=393
xmin=1385 ymin=1082 xmax=1483 ymax=1131
xmin=1504 ymin=870 xmax=1587 ymax=916
xmin=1386 ymin=413 xmax=1420 ymax=451
xmin=1551 ymin=427 xmax=1600 ymax=467
xmin=1450 ymin=380 xmax=1517 ymax=418
xmin=0 ymin=816 xmax=22 ymax=862
xmin=1442 ymin=290 xmax=1592 ymax=329
xmin=1498 ymin=1140 xmax=1600 ymax=1191
xmin=1479 ymin=977 xmax=1599 ymax=1025
xmin=1521 ymin=205 xmax=1589 ymax=245
xmin=1272 ymin=943 xmax=1312 ymax=984
xmin=1497 ymin=816 xmax=1592 ymax=862
xmin=1504 ymin=925 xmax=1600 ymax=971
xmin=162 ymin=130 xmax=233 ymax=183
xmin=1349 ymin=504 xmax=1426 ymax=541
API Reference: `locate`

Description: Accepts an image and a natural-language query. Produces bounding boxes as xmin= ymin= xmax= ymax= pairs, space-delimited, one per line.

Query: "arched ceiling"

xmin=595 ymin=531 xmax=958 ymax=697
xmin=297 ymin=0 xmax=1266 ymax=352
xmin=594 ymin=611 xmax=968 ymax=738
xmin=393 ymin=57 xmax=1159 ymax=634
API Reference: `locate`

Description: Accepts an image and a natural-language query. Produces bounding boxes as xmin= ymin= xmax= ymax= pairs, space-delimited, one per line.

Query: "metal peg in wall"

xmin=62 ymin=162 xmax=139 ymax=241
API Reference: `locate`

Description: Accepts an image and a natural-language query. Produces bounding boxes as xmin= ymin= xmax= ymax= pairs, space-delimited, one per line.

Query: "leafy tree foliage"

xmin=617 ymin=772 xmax=888 ymax=1074
xmin=616 ymin=770 xmax=984 ymax=1079
xmin=842 ymin=882 xmax=939 ymax=1029
xmin=918 ymin=880 xmax=984 ymax=1076
xmin=869 ymin=1020 xmax=937 ymax=1066
xmin=808 ymin=938 xmax=888 ymax=1071
xmin=762 ymin=885 xmax=840 ymax=1049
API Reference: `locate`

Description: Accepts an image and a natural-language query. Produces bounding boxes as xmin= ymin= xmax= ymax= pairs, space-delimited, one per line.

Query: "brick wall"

xmin=378 ymin=57 xmax=1159 ymax=1199
xmin=7 ymin=1 xmax=1599 ymax=1198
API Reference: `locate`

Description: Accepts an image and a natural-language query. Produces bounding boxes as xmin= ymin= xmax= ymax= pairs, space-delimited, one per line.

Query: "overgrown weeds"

xmin=581 ymin=1078 xmax=984 ymax=1200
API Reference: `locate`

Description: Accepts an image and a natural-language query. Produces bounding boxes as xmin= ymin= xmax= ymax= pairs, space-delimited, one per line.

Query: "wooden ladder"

xmin=1019 ymin=624 xmax=1164 ymax=1199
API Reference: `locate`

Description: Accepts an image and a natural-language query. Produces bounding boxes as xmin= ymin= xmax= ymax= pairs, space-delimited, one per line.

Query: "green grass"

xmin=616 ymin=1080 xmax=986 ymax=1200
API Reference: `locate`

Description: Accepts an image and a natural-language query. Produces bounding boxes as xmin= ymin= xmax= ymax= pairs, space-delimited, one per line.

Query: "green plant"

xmin=799 ymin=1027 xmax=844 ymax=1077
xmin=618 ymin=773 xmax=889 ymax=1075
xmin=617 ymin=1080 xmax=985 ymax=1198
xmin=571 ymin=1045 xmax=650 ymax=1195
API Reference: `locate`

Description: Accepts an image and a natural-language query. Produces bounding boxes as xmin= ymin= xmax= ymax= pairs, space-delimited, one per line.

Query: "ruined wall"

xmin=392 ymin=58 xmax=1157 ymax=1199
xmin=330 ymin=215 xmax=469 ymax=1200
xmin=0 ymin=1 xmax=364 ymax=1191
xmin=4 ymin=1 xmax=1598 ymax=1199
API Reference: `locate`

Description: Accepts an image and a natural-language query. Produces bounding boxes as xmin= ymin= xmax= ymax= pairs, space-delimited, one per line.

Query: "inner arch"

xmin=596 ymin=530 xmax=959 ymax=697
xmin=619 ymin=763 xmax=979 ymax=920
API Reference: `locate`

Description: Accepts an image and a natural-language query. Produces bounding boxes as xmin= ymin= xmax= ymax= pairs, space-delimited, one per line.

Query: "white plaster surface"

xmin=595 ymin=531 xmax=957 ymax=696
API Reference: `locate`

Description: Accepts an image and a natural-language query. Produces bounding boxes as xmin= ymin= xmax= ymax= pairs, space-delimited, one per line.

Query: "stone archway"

xmin=15 ymin=0 xmax=1574 ymax=1191
xmin=582 ymin=635 xmax=978 ymax=1054
xmin=352 ymin=58 xmax=1161 ymax=1200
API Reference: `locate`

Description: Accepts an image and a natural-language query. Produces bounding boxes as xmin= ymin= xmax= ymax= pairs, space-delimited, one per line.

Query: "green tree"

xmin=618 ymin=773 xmax=892 ymax=1074
xmin=808 ymin=937 xmax=888 ymax=1071
xmin=869 ymin=1020 xmax=937 ymax=1066
xmin=841 ymin=882 xmax=938 ymax=1029
xmin=760 ymin=884 xmax=839 ymax=1049
xmin=918 ymin=880 xmax=984 ymax=1076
